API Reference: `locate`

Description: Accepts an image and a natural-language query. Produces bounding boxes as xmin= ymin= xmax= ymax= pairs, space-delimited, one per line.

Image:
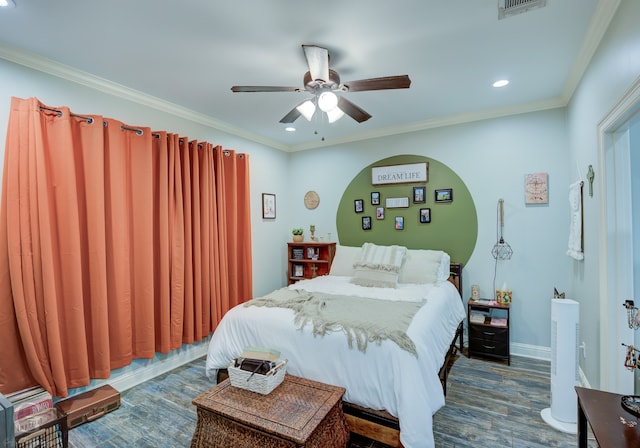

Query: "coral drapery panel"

xmin=0 ymin=97 xmax=252 ymax=397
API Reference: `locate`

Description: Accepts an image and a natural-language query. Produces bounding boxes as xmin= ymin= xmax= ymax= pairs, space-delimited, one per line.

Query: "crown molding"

xmin=0 ymin=42 xmax=289 ymax=152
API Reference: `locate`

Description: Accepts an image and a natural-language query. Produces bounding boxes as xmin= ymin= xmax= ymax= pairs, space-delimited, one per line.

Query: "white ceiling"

xmin=0 ymin=0 xmax=613 ymax=151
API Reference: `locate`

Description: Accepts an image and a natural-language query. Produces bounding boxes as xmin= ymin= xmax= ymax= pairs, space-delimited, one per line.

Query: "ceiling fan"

xmin=230 ymin=45 xmax=411 ymax=124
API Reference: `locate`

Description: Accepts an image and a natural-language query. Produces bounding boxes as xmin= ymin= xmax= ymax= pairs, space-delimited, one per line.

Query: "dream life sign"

xmin=371 ymin=162 xmax=428 ymax=185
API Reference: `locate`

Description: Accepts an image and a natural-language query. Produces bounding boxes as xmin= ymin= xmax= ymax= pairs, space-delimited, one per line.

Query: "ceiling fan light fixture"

xmin=318 ymin=91 xmax=338 ymax=112
xmin=296 ymin=100 xmax=316 ymax=121
xmin=0 ymin=0 xmax=16 ymax=7
xmin=326 ymin=107 xmax=345 ymax=123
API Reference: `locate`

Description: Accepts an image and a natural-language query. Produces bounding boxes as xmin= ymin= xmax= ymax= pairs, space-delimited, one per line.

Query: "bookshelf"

xmin=468 ymin=298 xmax=510 ymax=365
xmin=287 ymin=242 xmax=336 ymax=285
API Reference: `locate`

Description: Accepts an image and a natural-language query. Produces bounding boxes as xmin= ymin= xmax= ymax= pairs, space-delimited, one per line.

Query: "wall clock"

xmin=304 ymin=191 xmax=320 ymax=209
xmin=525 ymin=172 xmax=548 ymax=204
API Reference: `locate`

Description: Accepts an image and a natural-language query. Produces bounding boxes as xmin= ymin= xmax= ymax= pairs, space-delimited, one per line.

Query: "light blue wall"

xmin=566 ymin=0 xmax=640 ymax=389
xmin=1 ymin=0 xmax=639 ymax=390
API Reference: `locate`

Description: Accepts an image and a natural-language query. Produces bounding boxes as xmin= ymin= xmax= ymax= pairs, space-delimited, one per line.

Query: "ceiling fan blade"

xmin=342 ymin=75 xmax=411 ymax=92
xmin=231 ymin=86 xmax=301 ymax=93
xmin=337 ymin=96 xmax=372 ymax=123
xmin=279 ymin=106 xmax=303 ymax=124
xmin=302 ymin=45 xmax=330 ymax=83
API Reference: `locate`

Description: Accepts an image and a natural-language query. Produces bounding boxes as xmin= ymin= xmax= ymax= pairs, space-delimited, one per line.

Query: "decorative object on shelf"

xmin=354 ymin=199 xmax=364 ymax=213
xmin=293 ymin=264 xmax=304 ymax=277
xmin=524 ymin=172 xmax=549 ymax=204
xmin=496 ymin=289 xmax=512 ymax=305
xmin=586 ymin=165 xmax=595 ymax=197
xmin=413 ymin=186 xmax=426 ymax=204
xmin=292 ymin=248 xmax=304 ymax=259
xmin=262 ymin=193 xmax=276 ymax=219
xmin=292 ymin=227 xmax=304 ymax=242
xmin=304 ymin=191 xmax=320 ymax=210
xmin=419 ymin=208 xmax=431 ymax=223
xmin=471 ymin=284 xmax=480 ymax=300
xmin=371 ymin=191 xmax=380 ymax=205
xmin=553 ymin=287 xmax=565 ymax=299
xmin=309 ymin=224 xmax=316 ymax=241
xmin=434 ymin=188 xmax=453 ymax=203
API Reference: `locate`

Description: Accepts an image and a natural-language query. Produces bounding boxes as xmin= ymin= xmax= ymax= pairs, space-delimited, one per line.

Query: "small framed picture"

xmin=435 ymin=188 xmax=453 ymax=203
xmin=354 ymin=199 xmax=364 ymax=213
xmin=362 ymin=216 xmax=372 ymax=230
xmin=413 ymin=186 xmax=426 ymax=204
xmin=395 ymin=216 xmax=404 ymax=230
xmin=376 ymin=207 xmax=385 ymax=220
xmin=371 ymin=192 xmax=380 ymax=205
xmin=419 ymin=208 xmax=431 ymax=223
xmin=262 ymin=193 xmax=276 ymax=219
xmin=293 ymin=264 xmax=304 ymax=277
xmin=306 ymin=247 xmax=315 ymax=259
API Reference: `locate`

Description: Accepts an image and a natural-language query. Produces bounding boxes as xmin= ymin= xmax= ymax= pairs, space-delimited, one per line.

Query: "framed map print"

xmin=525 ymin=172 xmax=548 ymax=204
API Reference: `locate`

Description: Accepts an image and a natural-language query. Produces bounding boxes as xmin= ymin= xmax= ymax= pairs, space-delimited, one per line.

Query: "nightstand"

xmin=468 ymin=299 xmax=510 ymax=365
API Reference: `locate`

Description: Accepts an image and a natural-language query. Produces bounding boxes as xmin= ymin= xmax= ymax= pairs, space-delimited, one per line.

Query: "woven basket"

xmin=228 ymin=363 xmax=286 ymax=395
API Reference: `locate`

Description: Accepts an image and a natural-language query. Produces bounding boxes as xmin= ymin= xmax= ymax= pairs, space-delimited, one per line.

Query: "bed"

xmin=205 ymin=243 xmax=466 ymax=448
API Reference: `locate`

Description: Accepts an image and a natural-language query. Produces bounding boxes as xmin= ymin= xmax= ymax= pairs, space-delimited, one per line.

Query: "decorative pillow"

xmin=350 ymin=243 xmax=407 ymax=288
xmin=398 ymin=249 xmax=450 ymax=284
xmin=329 ymin=245 xmax=362 ymax=277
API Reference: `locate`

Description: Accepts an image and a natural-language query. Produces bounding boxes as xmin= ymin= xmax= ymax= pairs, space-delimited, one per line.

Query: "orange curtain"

xmin=0 ymin=97 xmax=252 ymax=397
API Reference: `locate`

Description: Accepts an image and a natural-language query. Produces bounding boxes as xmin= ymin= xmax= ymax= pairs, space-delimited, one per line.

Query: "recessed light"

xmin=285 ymin=127 xmax=296 ymax=132
xmin=493 ymin=79 xmax=509 ymax=88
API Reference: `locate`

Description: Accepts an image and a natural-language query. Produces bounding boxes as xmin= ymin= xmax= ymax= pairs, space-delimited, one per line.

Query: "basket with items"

xmin=228 ymin=347 xmax=288 ymax=395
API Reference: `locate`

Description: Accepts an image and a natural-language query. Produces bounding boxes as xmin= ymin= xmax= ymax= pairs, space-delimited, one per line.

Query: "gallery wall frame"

xmin=434 ymin=188 xmax=453 ymax=203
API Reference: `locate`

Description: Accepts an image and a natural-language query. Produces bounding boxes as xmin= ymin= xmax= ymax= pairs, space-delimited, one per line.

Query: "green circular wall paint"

xmin=336 ymin=155 xmax=477 ymax=265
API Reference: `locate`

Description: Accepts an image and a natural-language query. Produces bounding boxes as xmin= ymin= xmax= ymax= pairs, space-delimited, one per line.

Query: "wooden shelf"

xmin=287 ymin=242 xmax=336 ymax=285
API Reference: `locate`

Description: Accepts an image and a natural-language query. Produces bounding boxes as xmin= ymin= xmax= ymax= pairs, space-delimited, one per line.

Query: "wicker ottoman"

xmin=191 ymin=374 xmax=349 ymax=448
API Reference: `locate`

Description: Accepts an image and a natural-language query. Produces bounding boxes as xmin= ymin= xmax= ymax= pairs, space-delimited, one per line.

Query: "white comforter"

xmin=205 ymin=275 xmax=466 ymax=448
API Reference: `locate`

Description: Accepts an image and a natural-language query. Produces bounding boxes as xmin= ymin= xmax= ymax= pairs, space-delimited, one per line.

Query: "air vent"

xmin=498 ymin=0 xmax=547 ymax=20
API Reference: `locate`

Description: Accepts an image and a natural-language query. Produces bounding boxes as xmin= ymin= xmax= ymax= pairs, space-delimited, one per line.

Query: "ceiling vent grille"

xmin=498 ymin=0 xmax=547 ymax=20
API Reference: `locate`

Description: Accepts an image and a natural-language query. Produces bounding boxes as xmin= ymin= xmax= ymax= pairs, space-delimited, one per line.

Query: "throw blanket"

xmin=351 ymin=243 xmax=407 ymax=288
xmin=245 ymin=288 xmax=424 ymax=356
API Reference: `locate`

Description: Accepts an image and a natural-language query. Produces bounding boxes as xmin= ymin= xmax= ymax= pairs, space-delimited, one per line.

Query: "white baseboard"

xmin=511 ymin=342 xmax=591 ymax=388
xmin=511 ymin=342 xmax=551 ymax=361
xmin=66 ymin=336 xmax=211 ymax=398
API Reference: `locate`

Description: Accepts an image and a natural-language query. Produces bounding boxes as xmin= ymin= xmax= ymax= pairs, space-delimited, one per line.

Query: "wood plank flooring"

xmin=66 ymin=352 xmax=596 ymax=447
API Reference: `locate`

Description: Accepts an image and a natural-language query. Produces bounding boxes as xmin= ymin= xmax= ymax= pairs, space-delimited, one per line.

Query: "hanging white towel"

xmin=567 ymin=180 xmax=584 ymax=260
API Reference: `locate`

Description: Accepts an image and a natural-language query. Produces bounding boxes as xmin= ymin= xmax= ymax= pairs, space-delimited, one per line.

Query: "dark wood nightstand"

xmin=468 ymin=298 xmax=510 ymax=365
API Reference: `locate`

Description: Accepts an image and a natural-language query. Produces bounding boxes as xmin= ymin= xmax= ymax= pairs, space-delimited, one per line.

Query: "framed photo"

xmin=435 ymin=188 xmax=453 ymax=203
xmin=419 ymin=208 xmax=431 ymax=223
xmin=395 ymin=216 xmax=404 ymax=230
xmin=262 ymin=193 xmax=276 ymax=219
xmin=362 ymin=216 xmax=372 ymax=230
xmin=293 ymin=264 xmax=304 ymax=277
xmin=376 ymin=207 xmax=385 ymax=220
xmin=306 ymin=247 xmax=316 ymax=259
xmin=354 ymin=199 xmax=364 ymax=213
xmin=413 ymin=186 xmax=426 ymax=204
xmin=371 ymin=191 xmax=380 ymax=205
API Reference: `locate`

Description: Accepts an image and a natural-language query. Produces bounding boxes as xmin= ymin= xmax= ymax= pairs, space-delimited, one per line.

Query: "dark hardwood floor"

xmin=66 ymin=351 xmax=595 ymax=447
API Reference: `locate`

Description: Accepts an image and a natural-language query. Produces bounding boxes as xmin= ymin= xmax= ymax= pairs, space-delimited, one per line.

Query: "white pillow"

xmin=329 ymin=245 xmax=362 ymax=276
xmin=398 ymin=249 xmax=451 ymax=284
xmin=350 ymin=243 xmax=407 ymax=288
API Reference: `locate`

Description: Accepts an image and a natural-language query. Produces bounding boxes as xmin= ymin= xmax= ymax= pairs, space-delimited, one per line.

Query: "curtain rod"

xmin=38 ymin=105 xmax=144 ymax=135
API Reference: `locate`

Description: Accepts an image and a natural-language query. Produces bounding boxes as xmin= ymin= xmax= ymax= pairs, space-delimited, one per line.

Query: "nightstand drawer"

xmin=469 ymin=337 xmax=509 ymax=357
xmin=469 ymin=325 xmax=508 ymax=341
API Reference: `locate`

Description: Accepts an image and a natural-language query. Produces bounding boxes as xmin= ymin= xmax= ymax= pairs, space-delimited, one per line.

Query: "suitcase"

xmin=55 ymin=384 xmax=120 ymax=430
